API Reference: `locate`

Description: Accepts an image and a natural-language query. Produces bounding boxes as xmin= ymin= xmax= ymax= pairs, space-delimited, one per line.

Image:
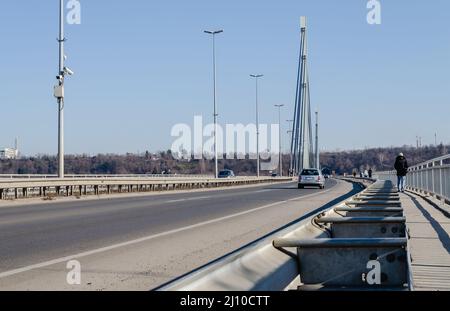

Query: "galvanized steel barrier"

xmin=157 ymin=178 xmax=412 ymax=291
xmin=0 ymin=174 xmax=213 ymax=180
xmin=0 ymin=176 xmax=292 ymax=201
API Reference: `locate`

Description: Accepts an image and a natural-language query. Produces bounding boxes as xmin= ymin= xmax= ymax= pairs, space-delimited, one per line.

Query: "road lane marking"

xmin=253 ymin=189 xmax=274 ymax=193
xmin=0 ymin=185 xmax=337 ymax=279
xmin=165 ymin=196 xmax=212 ymax=203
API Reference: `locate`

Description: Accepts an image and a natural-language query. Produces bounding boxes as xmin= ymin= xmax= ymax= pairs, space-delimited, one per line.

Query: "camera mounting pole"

xmin=54 ymin=0 xmax=66 ymax=178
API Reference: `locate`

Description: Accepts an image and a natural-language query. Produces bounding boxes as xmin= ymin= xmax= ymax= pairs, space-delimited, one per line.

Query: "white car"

xmin=298 ymin=168 xmax=325 ymax=189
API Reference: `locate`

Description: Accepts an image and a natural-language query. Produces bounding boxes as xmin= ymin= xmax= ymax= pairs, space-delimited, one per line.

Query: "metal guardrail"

xmin=376 ymin=154 xmax=450 ymax=205
xmin=0 ymin=174 xmax=213 ymax=179
xmin=158 ymin=178 xmax=413 ymax=291
xmin=157 ymin=178 xmax=385 ymax=291
xmin=0 ymin=176 xmax=292 ymax=200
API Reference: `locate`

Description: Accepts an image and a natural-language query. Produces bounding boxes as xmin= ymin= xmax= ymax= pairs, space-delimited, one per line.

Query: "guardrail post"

xmin=431 ymin=162 xmax=435 ymax=196
xmin=419 ymin=167 xmax=423 ymax=193
xmin=439 ymin=159 xmax=444 ymax=204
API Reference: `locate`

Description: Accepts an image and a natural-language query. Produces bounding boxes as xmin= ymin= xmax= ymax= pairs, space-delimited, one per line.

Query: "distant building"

xmin=1 ymin=138 xmax=19 ymax=159
xmin=0 ymin=148 xmax=18 ymax=160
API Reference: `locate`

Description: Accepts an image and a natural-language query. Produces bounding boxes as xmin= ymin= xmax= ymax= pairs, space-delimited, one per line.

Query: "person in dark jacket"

xmin=394 ymin=153 xmax=408 ymax=192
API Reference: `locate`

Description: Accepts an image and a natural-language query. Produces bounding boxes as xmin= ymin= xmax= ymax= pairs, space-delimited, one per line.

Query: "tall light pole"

xmin=315 ymin=110 xmax=320 ymax=169
xmin=53 ymin=0 xmax=73 ymax=179
xmin=275 ymin=105 xmax=284 ymax=176
xmin=286 ymin=120 xmax=294 ymax=176
xmin=250 ymin=74 xmax=263 ymax=177
xmin=287 ymin=130 xmax=293 ymax=176
xmin=204 ymin=30 xmax=223 ymax=178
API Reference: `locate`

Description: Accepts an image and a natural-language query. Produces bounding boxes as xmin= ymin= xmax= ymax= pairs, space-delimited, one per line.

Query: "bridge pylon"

xmin=290 ymin=16 xmax=314 ymax=175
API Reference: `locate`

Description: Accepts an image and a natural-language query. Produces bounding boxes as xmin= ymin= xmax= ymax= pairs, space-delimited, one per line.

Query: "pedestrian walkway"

xmin=401 ymin=192 xmax=450 ymax=291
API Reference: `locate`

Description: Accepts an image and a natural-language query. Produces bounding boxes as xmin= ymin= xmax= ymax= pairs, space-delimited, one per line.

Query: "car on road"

xmin=218 ymin=169 xmax=235 ymax=178
xmin=298 ymin=168 xmax=325 ymax=189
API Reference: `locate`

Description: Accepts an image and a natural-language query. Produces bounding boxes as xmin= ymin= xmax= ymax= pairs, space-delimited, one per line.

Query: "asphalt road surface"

xmin=0 ymin=178 xmax=359 ymax=290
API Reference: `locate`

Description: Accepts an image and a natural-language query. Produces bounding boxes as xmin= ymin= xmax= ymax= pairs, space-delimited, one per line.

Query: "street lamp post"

xmin=204 ymin=30 xmax=223 ymax=179
xmin=53 ymin=0 xmax=74 ymax=179
xmin=286 ymin=120 xmax=294 ymax=176
xmin=287 ymin=130 xmax=293 ymax=177
xmin=315 ymin=110 xmax=320 ymax=169
xmin=275 ymin=105 xmax=284 ymax=176
xmin=250 ymin=74 xmax=263 ymax=177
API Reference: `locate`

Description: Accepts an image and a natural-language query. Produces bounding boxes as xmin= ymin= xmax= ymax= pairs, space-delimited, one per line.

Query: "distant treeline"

xmin=0 ymin=145 xmax=448 ymax=176
xmin=321 ymin=144 xmax=448 ymax=174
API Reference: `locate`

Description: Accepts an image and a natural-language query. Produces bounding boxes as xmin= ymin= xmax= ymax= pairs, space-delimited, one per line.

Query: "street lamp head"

xmin=204 ymin=30 xmax=224 ymax=35
xmin=250 ymin=74 xmax=264 ymax=78
xmin=275 ymin=104 xmax=284 ymax=108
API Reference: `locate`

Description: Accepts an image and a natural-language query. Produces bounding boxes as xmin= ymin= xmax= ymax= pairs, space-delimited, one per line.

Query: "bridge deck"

xmin=401 ymin=192 xmax=450 ymax=291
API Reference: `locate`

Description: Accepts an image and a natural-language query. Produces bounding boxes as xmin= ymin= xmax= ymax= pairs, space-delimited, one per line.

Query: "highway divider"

xmin=0 ymin=176 xmax=292 ymax=201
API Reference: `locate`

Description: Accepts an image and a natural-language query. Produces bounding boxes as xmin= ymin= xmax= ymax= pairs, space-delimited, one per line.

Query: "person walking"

xmin=368 ymin=168 xmax=373 ymax=178
xmin=394 ymin=153 xmax=409 ymax=192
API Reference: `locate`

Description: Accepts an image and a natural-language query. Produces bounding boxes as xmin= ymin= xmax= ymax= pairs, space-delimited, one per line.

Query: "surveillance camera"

xmin=64 ymin=67 xmax=74 ymax=76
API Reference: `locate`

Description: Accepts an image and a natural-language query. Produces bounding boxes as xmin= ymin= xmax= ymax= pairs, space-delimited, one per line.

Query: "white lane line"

xmin=165 ymin=196 xmax=212 ymax=204
xmin=253 ymin=189 xmax=274 ymax=193
xmin=0 ymin=186 xmax=336 ymax=279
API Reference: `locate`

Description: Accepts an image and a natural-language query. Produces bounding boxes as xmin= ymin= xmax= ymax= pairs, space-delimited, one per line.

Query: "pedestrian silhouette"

xmin=394 ymin=153 xmax=408 ymax=192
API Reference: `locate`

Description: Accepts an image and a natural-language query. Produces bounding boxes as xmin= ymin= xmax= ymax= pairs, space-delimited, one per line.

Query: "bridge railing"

xmin=375 ymin=154 xmax=450 ymax=205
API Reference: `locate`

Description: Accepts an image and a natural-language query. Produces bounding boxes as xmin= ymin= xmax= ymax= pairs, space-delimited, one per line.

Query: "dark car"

xmin=218 ymin=170 xmax=235 ymax=178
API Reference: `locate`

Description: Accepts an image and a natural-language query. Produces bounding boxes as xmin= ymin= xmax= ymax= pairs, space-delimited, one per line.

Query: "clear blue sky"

xmin=0 ymin=0 xmax=449 ymax=155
